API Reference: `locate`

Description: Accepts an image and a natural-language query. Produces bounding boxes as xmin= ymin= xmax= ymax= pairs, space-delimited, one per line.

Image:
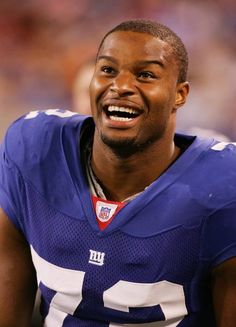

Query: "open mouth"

xmin=104 ymin=105 xmax=140 ymax=121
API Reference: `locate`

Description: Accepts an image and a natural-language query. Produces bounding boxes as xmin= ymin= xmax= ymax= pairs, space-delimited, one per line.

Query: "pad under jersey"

xmin=1 ymin=109 xmax=236 ymax=327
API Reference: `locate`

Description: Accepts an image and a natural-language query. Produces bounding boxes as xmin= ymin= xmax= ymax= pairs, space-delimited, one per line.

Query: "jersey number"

xmin=31 ymin=247 xmax=187 ymax=327
xmin=24 ymin=109 xmax=77 ymax=119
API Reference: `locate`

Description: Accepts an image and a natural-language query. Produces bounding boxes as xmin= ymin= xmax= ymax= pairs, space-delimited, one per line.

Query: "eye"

xmin=138 ymin=71 xmax=156 ymax=80
xmin=101 ymin=66 xmax=116 ymax=75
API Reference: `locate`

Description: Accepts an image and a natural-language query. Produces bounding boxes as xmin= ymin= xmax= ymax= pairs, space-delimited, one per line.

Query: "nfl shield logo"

xmin=99 ymin=206 xmax=111 ymax=222
xmin=95 ymin=200 xmax=118 ymax=223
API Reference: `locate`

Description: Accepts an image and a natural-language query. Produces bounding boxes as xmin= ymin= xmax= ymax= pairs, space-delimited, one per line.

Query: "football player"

xmin=1 ymin=19 xmax=236 ymax=327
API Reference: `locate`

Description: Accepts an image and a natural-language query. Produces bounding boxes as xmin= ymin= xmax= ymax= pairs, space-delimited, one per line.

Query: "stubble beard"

xmin=100 ymin=125 xmax=167 ymax=159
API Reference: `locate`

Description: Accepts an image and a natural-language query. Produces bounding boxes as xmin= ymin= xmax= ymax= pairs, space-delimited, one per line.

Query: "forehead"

xmin=98 ymin=31 xmax=175 ymax=66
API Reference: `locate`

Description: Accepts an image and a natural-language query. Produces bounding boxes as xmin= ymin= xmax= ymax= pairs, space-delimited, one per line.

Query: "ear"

xmin=174 ymin=81 xmax=190 ymax=110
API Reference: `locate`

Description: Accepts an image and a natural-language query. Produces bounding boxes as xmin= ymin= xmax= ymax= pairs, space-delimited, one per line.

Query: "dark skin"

xmin=89 ymin=31 xmax=236 ymax=325
xmin=212 ymin=258 xmax=236 ymax=326
xmin=90 ymin=31 xmax=189 ymax=201
xmin=0 ymin=30 xmax=235 ymax=326
xmin=0 ymin=208 xmax=37 ymax=326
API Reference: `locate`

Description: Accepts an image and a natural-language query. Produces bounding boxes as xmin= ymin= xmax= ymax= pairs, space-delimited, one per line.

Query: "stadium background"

xmin=0 ymin=0 xmax=235 ymax=141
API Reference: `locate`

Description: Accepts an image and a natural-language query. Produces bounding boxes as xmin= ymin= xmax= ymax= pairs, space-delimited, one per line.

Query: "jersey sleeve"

xmin=201 ymin=201 xmax=236 ymax=268
xmin=0 ymin=109 xmax=83 ymax=232
xmin=0 ymin=139 xmax=25 ymax=231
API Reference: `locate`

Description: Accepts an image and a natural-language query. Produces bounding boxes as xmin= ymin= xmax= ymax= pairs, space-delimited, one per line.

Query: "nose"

xmin=110 ymin=72 xmax=135 ymax=96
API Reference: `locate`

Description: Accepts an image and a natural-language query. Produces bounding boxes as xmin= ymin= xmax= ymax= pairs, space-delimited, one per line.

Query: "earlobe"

xmin=175 ymin=82 xmax=190 ymax=109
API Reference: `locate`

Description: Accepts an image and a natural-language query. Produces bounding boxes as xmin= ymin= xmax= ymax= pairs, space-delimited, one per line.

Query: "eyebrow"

xmin=137 ymin=60 xmax=165 ymax=68
xmin=97 ymin=56 xmax=165 ymax=68
xmin=97 ymin=55 xmax=117 ymax=64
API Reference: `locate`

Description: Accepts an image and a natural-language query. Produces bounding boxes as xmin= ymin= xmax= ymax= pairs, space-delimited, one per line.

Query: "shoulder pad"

xmin=4 ymin=109 xmax=82 ymax=169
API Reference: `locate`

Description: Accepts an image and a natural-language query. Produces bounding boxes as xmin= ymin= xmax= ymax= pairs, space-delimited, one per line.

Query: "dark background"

xmin=0 ymin=0 xmax=235 ymax=140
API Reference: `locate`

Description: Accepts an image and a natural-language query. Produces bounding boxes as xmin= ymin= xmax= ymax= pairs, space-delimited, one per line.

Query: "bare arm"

xmin=212 ymin=257 xmax=236 ymax=327
xmin=0 ymin=208 xmax=37 ymax=327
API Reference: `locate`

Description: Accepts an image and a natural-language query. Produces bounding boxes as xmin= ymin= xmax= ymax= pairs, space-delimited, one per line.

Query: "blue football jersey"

xmin=1 ymin=109 xmax=236 ymax=326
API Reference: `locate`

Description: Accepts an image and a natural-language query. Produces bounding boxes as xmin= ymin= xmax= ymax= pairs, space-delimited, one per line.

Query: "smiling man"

xmin=0 ymin=19 xmax=236 ymax=327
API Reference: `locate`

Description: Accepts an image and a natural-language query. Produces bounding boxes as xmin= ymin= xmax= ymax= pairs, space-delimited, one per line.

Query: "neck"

xmin=91 ymin=132 xmax=181 ymax=202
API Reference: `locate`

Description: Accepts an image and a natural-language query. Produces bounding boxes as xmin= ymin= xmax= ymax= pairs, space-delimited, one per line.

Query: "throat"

xmin=90 ymin=135 xmax=183 ymax=202
xmin=88 ymin=158 xmax=146 ymax=202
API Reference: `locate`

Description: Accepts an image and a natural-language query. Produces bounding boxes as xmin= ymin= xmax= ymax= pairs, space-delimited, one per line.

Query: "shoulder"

xmin=200 ymin=139 xmax=236 ymax=174
xmin=3 ymin=109 xmax=89 ymax=166
xmin=5 ymin=109 xmax=82 ymax=148
xmin=180 ymin=135 xmax=236 ymax=175
xmin=185 ymin=137 xmax=236 ymax=206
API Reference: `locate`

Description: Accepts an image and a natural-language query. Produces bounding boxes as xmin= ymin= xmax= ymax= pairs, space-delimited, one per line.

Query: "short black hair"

xmin=97 ymin=19 xmax=188 ymax=83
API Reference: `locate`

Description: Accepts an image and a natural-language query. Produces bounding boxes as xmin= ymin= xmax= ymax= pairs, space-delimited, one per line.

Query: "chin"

xmin=101 ymin=134 xmax=154 ymax=158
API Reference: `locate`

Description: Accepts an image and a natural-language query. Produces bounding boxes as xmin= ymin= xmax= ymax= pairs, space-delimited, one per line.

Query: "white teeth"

xmin=108 ymin=105 xmax=138 ymax=114
xmin=110 ymin=116 xmax=133 ymax=121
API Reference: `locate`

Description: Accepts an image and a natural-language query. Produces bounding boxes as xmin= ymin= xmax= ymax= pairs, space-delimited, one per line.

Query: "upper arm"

xmin=200 ymin=199 xmax=236 ymax=326
xmin=212 ymin=257 xmax=236 ymax=327
xmin=0 ymin=208 xmax=37 ymax=327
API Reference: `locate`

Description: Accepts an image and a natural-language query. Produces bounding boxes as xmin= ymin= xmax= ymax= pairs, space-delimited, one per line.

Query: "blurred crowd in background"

xmin=0 ymin=0 xmax=235 ymax=141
